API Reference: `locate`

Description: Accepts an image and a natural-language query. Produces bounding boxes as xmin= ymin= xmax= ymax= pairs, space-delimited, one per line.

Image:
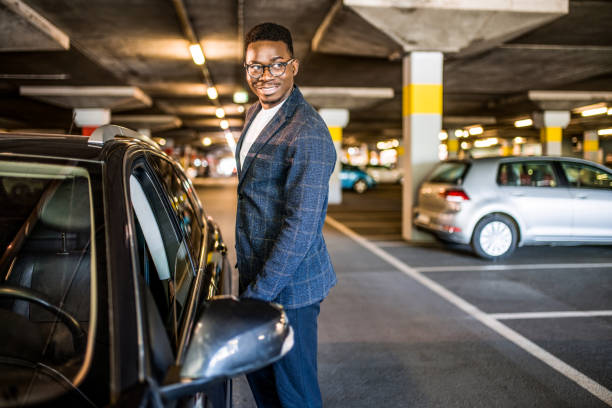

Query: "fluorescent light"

xmin=233 ymin=90 xmax=249 ymax=104
xmin=473 ymin=137 xmax=498 ymax=148
xmin=598 ymin=128 xmax=612 ymax=136
xmin=189 ymin=44 xmax=205 ymax=65
xmin=207 ymin=86 xmax=218 ymax=100
xmin=225 ymin=131 xmax=236 ymax=154
xmin=438 ymin=131 xmax=448 ymax=140
xmin=608 ymin=108 xmax=612 ymax=115
xmin=460 ymin=141 xmax=470 ymax=149
xmin=202 ymin=137 xmax=212 ymax=146
xmin=581 ymin=107 xmax=608 ymax=117
xmin=513 ymin=137 xmax=526 ymax=144
xmin=454 ymin=129 xmax=463 ymax=137
xmin=463 ymin=130 xmax=470 ymax=138
xmin=237 ymin=105 xmax=245 ymax=113
xmin=215 ymin=108 xmax=225 ymax=118
xmin=514 ymin=118 xmax=533 ymax=128
xmin=468 ymin=126 xmax=483 ymax=135
xmin=220 ymin=119 xmax=229 ymax=130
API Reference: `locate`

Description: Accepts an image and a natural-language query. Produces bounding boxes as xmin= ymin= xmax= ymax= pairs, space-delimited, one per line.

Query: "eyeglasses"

xmin=244 ymin=59 xmax=295 ymax=79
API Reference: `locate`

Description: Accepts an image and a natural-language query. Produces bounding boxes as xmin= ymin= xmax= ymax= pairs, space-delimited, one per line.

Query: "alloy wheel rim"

xmin=479 ymin=221 xmax=512 ymax=257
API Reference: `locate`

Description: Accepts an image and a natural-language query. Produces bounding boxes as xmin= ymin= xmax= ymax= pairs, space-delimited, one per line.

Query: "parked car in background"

xmin=340 ymin=163 xmax=377 ymax=193
xmin=414 ymin=156 xmax=612 ymax=260
xmin=366 ymin=164 xmax=403 ymax=184
xmin=0 ymin=126 xmax=292 ymax=407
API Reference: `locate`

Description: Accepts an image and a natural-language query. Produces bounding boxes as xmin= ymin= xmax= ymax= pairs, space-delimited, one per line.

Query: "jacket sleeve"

xmin=241 ymin=125 xmax=336 ymax=301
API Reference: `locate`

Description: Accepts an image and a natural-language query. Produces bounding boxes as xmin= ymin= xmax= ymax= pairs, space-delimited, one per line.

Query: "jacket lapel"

xmin=238 ymin=87 xmax=301 ymax=189
xmin=235 ymin=103 xmax=262 ymax=175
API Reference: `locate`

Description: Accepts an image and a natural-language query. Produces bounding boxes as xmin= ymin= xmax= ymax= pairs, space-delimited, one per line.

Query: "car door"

xmin=497 ymin=160 xmax=574 ymax=241
xmin=559 ymin=160 xmax=612 ymax=241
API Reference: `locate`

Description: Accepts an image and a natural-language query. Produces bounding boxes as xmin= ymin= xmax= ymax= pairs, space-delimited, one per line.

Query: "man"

xmin=235 ymin=22 xmax=337 ymax=408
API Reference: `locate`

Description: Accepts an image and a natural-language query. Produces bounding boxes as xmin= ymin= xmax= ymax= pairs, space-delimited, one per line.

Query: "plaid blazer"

xmin=235 ymin=86 xmax=337 ymax=308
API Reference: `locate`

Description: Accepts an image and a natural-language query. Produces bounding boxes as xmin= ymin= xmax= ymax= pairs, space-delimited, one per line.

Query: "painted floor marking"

xmin=325 ymin=216 xmax=612 ymax=406
xmin=491 ymin=310 xmax=612 ymax=320
xmin=416 ymin=263 xmax=612 ymax=273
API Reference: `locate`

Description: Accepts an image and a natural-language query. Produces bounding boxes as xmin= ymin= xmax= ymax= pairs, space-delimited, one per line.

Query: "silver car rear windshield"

xmin=428 ymin=162 xmax=469 ymax=184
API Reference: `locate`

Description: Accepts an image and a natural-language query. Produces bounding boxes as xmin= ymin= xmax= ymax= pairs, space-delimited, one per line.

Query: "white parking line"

xmin=416 ymin=263 xmax=612 ymax=273
xmin=491 ymin=311 xmax=612 ymax=320
xmin=325 ymin=216 xmax=612 ymax=406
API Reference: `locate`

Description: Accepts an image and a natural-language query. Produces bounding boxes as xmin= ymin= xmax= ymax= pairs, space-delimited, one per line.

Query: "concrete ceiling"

xmin=0 ymin=0 xmax=611 ymax=150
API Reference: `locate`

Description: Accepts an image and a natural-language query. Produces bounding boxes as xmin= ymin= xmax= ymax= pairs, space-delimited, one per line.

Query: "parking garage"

xmin=1 ymin=0 xmax=612 ymax=407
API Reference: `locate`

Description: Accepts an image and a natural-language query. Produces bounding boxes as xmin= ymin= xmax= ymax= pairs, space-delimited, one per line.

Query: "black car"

xmin=0 ymin=125 xmax=293 ymax=407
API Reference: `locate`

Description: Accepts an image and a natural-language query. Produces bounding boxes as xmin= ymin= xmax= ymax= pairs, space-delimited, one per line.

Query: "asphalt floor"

xmin=196 ymin=180 xmax=612 ymax=407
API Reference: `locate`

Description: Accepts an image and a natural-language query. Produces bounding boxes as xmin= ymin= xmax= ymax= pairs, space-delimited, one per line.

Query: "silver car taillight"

xmin=439 ymin=189 xmax=469 ymax=202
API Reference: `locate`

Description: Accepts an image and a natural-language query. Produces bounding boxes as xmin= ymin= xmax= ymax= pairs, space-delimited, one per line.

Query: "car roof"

xmin=0 ymin=132 xmax=104 ymax=161
xmin=0 ymin=131 xmax=158 ymax=163
xmin=469 ymin=155 xmax=608 ymax=168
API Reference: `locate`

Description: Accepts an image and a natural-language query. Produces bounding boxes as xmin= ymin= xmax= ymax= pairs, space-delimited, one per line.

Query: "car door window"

xmin=498 ymin=162 xmax=557 ymax=187
xmin=129 ymin=166 xmax=196 ymax=345
xmin=146 ymin=155 xmax=204 ymax=260
xmin=561 ymin=162 xmax=612 ymax=190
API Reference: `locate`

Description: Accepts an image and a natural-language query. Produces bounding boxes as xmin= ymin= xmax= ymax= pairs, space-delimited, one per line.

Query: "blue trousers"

xmin=246 ymin=302 xmax=322 ymax=408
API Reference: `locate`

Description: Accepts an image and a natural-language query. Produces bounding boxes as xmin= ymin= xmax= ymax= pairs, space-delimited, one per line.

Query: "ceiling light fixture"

xmin=225 ymin=130 xmax=236 ymax=154
xmin=215 ymin=108 xmax=225 ymax=118
xmin=581 ymin=106 xmax=608 ymax=117
xmin=207 ymin=86 xmax=218 ymax=100
xmin=233 ymin=90 xmax=249 ymax=104
xmin=598 ymin=128 xmax=612 ymax=136
xmin=468 ymin=126 xmax=484 ymax=136
xmin=220 ymin=119 xmax=229 ymax=130
xmin=202 ymin=137 xmax=212 ymax=146
xmin=514 ymin=118 xmax=533 ymax=128
xmin=237 ymin=105 xmax=245 ymax=113
xmin=189 ymin=44 xmax=205 ymax=65
xmin=438 ymin=131 xmax=448 ymax=140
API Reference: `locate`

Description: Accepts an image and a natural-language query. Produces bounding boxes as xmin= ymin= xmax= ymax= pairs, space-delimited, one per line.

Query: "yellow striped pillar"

xmin=403 ymin=52 xmax=443 ymax=241
xmin=583 ymin=130 xmax=599 ymax=163
xmin=447 ymin=128 xmax=459 ymax=159
xmin=500 ymin=139 xmax=513 ymax=156
xmin=533 ymin=110 xmax=569 ymax=156
xmin=319 ymin=108 xmax=349 ymax=204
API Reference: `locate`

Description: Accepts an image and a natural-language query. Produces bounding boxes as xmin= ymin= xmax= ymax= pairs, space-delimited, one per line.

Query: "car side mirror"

xmin=160 ymin=296 xmax=293 ymax=400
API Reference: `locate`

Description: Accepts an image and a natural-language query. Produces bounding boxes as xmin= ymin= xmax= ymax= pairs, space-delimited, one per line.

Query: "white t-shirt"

xmin=239 ymin=100 xmax=286 ymax=168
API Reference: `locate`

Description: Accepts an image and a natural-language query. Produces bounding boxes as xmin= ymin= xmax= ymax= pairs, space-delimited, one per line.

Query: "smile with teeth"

xmin=257 ymin=83 xmax=280 ymax=95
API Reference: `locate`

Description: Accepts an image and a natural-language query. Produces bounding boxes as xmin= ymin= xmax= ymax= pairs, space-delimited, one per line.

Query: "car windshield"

xmin=428 ymin=162 xmax=469 ymax=184
xmin=0 ymin=161 xmax=94 ymax=404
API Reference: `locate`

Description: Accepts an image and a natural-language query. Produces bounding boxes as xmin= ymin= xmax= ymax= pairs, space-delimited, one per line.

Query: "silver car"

xmin=414 ymin=156 xmax=612 ymax=260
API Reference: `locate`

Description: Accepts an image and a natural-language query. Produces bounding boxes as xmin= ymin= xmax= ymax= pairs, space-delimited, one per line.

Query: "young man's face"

xmin=245 ymin=40 xmax=299 ymax=109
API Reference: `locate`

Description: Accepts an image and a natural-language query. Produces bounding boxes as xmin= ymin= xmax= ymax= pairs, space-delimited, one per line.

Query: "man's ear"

xmin=291 ymin=58 xmax=299 ymax=77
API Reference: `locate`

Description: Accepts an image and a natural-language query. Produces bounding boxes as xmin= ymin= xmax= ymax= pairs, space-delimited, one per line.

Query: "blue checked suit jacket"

xmin=235 ymin=86 xmax=337 ymax=309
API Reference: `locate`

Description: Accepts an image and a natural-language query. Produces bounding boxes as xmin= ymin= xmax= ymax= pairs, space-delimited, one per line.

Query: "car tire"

xmin=353 ymin=179 xmax=368 ymax=194
xmin=471 ymin=214 xmax=518 ymax=260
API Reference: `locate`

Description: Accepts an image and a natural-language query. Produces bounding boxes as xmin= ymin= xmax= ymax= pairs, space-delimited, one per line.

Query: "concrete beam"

xmin=528 ymin=90 xmax=612 ymax=110
xmin=111 ymin=115 xmax=183 ymax=132
xmin=0 ymin=0 xmax=69 ymax=51
xmin=344 ymin=0 xmax=568 ymax=54
xmin=301 ymin=87 xmax=394 ymax=109
xmin=19 ymin=86 xmax=152 ymax=111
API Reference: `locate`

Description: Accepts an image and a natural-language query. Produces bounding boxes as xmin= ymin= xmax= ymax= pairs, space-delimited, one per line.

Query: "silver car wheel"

xmin=479 ymin=220 xmax=513 ymax=257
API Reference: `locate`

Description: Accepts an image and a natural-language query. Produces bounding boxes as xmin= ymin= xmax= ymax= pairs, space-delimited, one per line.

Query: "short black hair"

xmin=245 ymin=23 xmax=294 ymax=57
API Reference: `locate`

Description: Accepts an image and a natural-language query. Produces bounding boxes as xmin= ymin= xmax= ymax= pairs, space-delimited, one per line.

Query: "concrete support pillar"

xmin=500 ymin=139 xmax=512 ymax=156
xmin=583 ymin=130 xmax=599 ymax=163
xmin=74 ymin=108 xmax=110 ymax=136
xmin=447 ymin=128 xmax=459 ymax=159
xmin=320 ymin=108 xmax=349 ymax=204
xmin=533 ymin=110 xmax=570 ymax=156
xmin=402 ymin=52 xmax=443 ymax=241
